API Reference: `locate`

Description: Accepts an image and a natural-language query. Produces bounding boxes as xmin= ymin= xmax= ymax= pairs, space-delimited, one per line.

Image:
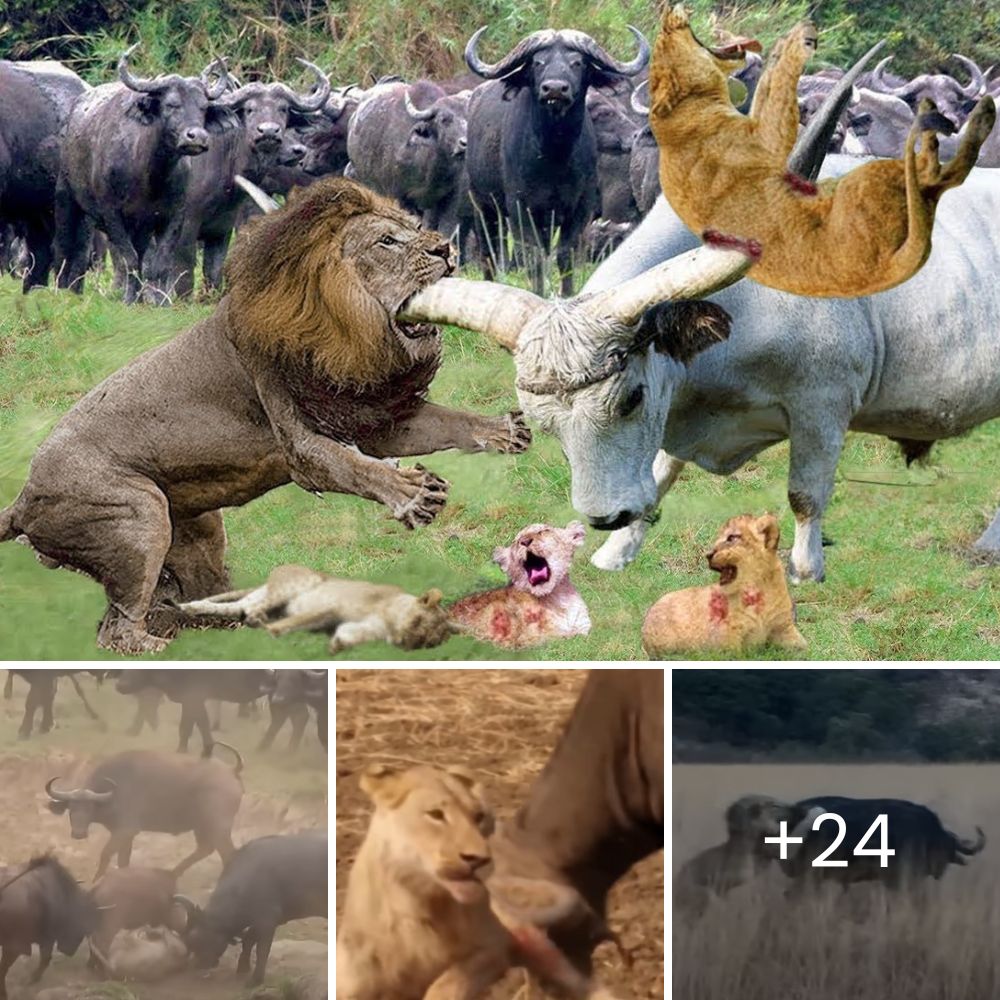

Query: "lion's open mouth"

xmin=717 ymin=565 xmax=737 ymax=585
xmin=524 ymin=551 xmax=551 ymax=587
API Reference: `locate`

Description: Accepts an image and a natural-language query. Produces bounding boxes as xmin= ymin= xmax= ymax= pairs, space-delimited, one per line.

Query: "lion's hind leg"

xmin=935 ymin=96 xmax=996 ymax=190
xmin=178 ymin=587 xmax=259 ymax=620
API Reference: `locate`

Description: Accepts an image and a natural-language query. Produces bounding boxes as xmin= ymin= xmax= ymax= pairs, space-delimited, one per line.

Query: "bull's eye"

xmin=427 ymin=808 xmax=445 ymax=821
xmin=620 ymin=384 xmax=644 ymax=417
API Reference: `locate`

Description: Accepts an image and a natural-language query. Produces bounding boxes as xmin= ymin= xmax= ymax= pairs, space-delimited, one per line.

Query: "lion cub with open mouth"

xmin=337 ymin=763 xmax=620 ymax=1000
xmin=642 ymin=513 xmax=806 ymax=656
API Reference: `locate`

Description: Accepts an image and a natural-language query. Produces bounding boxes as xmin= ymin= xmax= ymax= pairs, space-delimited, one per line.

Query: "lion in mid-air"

xmin=642 ymin=513 xmax=806 ymax=656
xmin=0 ymin=178 xmax=531 ymax=654
xmin=179 ymin=564 xmax=456 ymax=654
xmin=649 ymin=6 xmax=996 ymax=297
xmin=337 ymin=762 xmax=622 ymax=1000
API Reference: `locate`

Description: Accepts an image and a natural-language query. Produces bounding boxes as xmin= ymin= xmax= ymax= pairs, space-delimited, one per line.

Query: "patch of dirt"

xmin=335 ymin=668 xmax=664 ymax=999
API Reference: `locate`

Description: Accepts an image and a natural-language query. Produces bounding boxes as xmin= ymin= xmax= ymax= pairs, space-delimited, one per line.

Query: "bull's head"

xmin=868 ymin=53 xmax=986 ymax=128
xmin=465 ymin=26 xmax=649 ymax=116
xmin=45 ymin=777 xmax=116 ymax=837
xmin=173 ymin=895 xmax=234 ymax=967
xmin=118 ymin=44 xmax=231 ymax=155
xmin=404 ymin=88 xmax=469 ymax=160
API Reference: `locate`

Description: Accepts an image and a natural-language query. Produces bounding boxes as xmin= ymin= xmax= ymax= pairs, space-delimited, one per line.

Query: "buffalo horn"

xmin=276 ymin=59 xmax=331 ymax=112
xmin=790 ymin=39 xmax=886 ymax=181
xmin=956 ymin=826 xmax=986 ymax=854
xmin=630 ymin=79 xmax=650 ymax=115
xmin=118 ymin=43 xmax=187 ymax=94
xmin=399 ymin=279 xmax=545 ymax=351
xmin=869 ymin=54 xmax=924 ymax=101
xmin=582 ymin=244 xmax=752 ymax=330
xmin=45 ymin=777 xmax=115 ymax=803
xmin=234 ymin=175 xmax=280 ymax=213
xmin=172 ymin=894 xmax=202 ymax=924
xmin=951 ymin=54 xmax=986 ymax=98
xmin=571 ymin=25 xmax=650 ymax=77
xmin=200 ymin=56 xmax=231 ymax=100
xmin=404 ymin=89 xmax=436 ymax=121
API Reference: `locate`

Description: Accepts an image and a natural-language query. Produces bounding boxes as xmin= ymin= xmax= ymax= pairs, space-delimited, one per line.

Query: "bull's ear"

xmin=642 ymin=300 xmax=732 ymax=365
xmin=126 ymin=93 xmax=160 ymax=126
xmin=755 ymin=513 xmax=780 ymax=550
xmin=205 ymin=104 xmax=239 ymax=134
xmin=48 ymin=801 xmax=69 ymax=816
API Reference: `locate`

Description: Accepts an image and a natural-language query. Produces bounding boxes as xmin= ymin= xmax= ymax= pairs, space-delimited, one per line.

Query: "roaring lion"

xmin=0 ymin=177 xmax=531 ymax=654
xmin=649 ymin=6 xmax=997 ymax=297
xmin=179 ymin=564 xmax=456 ymax=654
xmin=642 ymin=513 xmax=806 ymax=656
xmin=337 ymin=763 xmax=621 ymax=1000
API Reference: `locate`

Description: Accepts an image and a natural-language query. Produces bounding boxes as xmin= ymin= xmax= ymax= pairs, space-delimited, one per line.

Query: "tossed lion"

xmin=0 ymin=178 xmax=530 ymax=654
xmin=649 ymin=6 xmax=996 ymax=297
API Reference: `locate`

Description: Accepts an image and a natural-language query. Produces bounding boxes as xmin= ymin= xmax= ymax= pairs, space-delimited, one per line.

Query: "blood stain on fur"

xmin=783 ymin=171 xmax=818 ymax=196
xmin=708 ymin=590 xmax=729 ymax=624
xmin=490 ymin=608 xmax=513 ymax=641
xmin=742 ymin=587 xmax=765 ymax=608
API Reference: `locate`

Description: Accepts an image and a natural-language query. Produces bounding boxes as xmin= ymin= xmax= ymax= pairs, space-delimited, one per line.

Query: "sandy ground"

xmin=335 ymin=668 xmax=664 ymax=999
xmin=673 ymin=764 xmax=1000 ymax=1000
xmin=0 ymin=674 xmax=328 ymax=1000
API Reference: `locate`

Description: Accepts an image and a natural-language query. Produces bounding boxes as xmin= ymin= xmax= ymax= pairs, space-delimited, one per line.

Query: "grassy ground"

xmin=1 ymin=274 xmax=1000 ymax=660
xmin=673 ymin=763 xmax=1000 ymax=1000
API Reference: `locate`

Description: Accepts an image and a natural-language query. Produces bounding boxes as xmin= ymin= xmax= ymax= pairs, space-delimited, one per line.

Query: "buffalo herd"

xmin=0 ymin=668 xmax=328 ymax=997
xmin=1 ymin=32 xmax=997 ymax=300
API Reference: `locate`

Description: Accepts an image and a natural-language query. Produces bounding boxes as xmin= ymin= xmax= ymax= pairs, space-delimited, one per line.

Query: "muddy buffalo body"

xmin=3 ymin=669 xmax=106 ymax=738
xmin=491 ymin=668 xmax=663 ymax=975
xmin=176 ymin=831 xmax=328 ymax=984
xmin=0 ymin=855 xmax=98 ymax=999
xmin=260 ymin=668 xmax=328 ymax=751
xmin=114 ymin=668 xmax=274 ymax=753
xmin=45 ymin=745 xmax=244 ymax=880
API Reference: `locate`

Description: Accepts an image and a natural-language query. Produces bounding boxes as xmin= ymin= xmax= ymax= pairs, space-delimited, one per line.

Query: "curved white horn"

xmin=234 ymin=175 xmax=280 ymax=213
xmin=582 ymin=244 xmax=752 ymax=328
xmin=399 ymin=278 xmax=545 ymax=351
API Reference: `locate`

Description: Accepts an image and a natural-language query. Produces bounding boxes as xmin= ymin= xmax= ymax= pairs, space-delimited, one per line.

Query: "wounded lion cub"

xmin=642 ymin=513 xmax=806 ymax=656
xmin=179 ymin=565 xmax=454 ymax=654
xmin=649 ymin=6 xmax=996 ymax=297
xmin=337 ymin=763 xmax=620 ymax=1000
xmin=448 ymin=521 xmax=591 ymax=649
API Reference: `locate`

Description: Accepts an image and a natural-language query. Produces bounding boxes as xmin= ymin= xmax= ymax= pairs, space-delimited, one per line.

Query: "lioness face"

xmin=493 ymin=521 xmax=586 ymax=597
xmin=361 ymin=763 xmax=495 ymax=905
xmin=656 ymin=4 xmax=759 ymax=93
xmin=394 ymin=589 xmax=454 ymax=650
xmin=338 ymin=210 xmax=455 ymax=345
xmin=705 ymin=513 xmax=780 ymax=586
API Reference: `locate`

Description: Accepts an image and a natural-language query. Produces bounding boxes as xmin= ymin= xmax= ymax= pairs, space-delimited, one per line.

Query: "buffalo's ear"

xmin=586 ymin=66 xmax=626 ymax=92
xmin=500 ymin=67 xmax=531 ymax=100
xmin=125 ymin=93 xmax=160 ymax=126
xmin=642 ymin=300 xmax=732 ymax=365
xmin=205 ymin=104 xmax=239 ymax=134
xmin=48 ymin=801 xmax=69 ymax=816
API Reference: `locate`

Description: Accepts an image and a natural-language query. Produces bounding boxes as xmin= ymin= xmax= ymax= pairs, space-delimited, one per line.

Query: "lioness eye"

xmin=726 ymin=533 xmax=740 ymax=542
xmin=620 ymin=384 xmax=644 ymax=417
xmin=427 ymin=808 xmax=445 ymax=821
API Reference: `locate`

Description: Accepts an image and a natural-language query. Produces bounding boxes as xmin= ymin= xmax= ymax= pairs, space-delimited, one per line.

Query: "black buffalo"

xmin=176 ymin=832 xmax=327 ymax=984
xmin=3 ymin=669 xmax=106 ymax=738
xmin=45 ymin=745 xmax=244 ymax=880
xmin=0 ymin=855 xmax=98 ymax=998
xmin=299 ymin=85 xmax=365 ymax=178
xmin=259 ymin=668 xmax=328 ymax=751
xmin=347 ymin=81 xmax=471 ymax=238
xmin=114 ymin=668 xmax=274 ymax=754
xmin=0 ymin=60 xmax=89 ymax=291
xmin=465 ymin=26 xmax=649 ymax=295
xmin=54 ymin=45 xmax=229 ymax=304
xmin=780 ymin=796 xmax=986 ymax=889
xmin=586 ymin=87 xmax=642 ymax=232
xmin=177 ymin=63 xmax=329 ymax=293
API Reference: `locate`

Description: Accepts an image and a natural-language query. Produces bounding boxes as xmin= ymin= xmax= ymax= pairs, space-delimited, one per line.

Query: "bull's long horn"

xmin=45 ymin=777 xmax=76 ymax=802
xmin=234 ymin=175 xmax=280 ymax=213
xmin=956 ymin=825 xmax=986 ymax=854
xmin=404 ymin=88 xmax=436 ymax=121
xmin=572 ymin=25 xmax=651 ymax=78
xmin=399 ymin=279 xmax=545 ymax=351
xmin=172 ymin=894 xmax=202 ymax=924
xmin=869 ymin=54 xmax=924 ymax=101
xmin=582 ymin=245 xmax=752 ymax=329
xmin=630 ymin=79 xmax=650 ymax=115
xmin=118 ymin=43 xmax=186 ymax=94
xmin=285 ymin=59 xmax=331 ymax=111
xmin=200 ymin=56 xmax=231 ymax=100
xmin=789 ymin=38 xmax=886 ymax=181
xmin=951 ymin=54 xmax=986 ymax=98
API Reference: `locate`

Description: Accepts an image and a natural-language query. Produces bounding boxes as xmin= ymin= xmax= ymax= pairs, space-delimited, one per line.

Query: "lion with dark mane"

xmin=0 ymin=178 xmax=530 ymax=654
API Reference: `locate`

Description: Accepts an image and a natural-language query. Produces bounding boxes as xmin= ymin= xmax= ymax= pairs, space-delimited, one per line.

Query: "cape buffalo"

xmin=464 ymin=25 xmax=649 ymax=295
xmin=259 ymin=668 xmax=328 ymax=751
xmin=868 ymin=53 xmax=987 ymax=129
xmin=176 ymin=832 xmax=327 ymax=984
xmin=0 ymin=855 xmax=98 ymax=999
xmin=114 ymin=669 xmax=274 ymax=754
xmin=3 ymin=669 xmax=106 ymax=738
xmin=299 ymin=85 xmax=364 ymax=178
xmin=0 ymin=60 xmax=89 ymax=291
xmin=488 ymin=669 xmax=663 ymax=977
xmin=586 ymin=87 xmax=642 ymax=232
xmin=45 ymin=745 xmax=244 ymax=880
xmin=54 ymin=45 xmax=230 ymax=304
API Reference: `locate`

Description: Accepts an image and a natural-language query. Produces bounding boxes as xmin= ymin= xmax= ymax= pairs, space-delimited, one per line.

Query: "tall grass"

xmin=674 ymin=764 xmax=1000 ymax=1000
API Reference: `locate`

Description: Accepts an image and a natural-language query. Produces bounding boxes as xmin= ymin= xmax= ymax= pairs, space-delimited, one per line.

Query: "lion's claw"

xmin=393 ymin=464 xmax=450 ymax=529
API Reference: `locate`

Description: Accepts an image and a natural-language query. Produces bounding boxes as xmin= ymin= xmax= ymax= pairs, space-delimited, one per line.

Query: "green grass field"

xmin=1 ymin=274 xmax=999 ymax=661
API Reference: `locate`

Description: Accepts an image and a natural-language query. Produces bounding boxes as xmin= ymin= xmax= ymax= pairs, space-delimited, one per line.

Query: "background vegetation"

xmin=674 ymin=670 xmax=1000 ymax=758
xmin=1 ymin=0 xmax=997 ymax=84
xmin=2 ymin=276 xmax=1000 ymax=661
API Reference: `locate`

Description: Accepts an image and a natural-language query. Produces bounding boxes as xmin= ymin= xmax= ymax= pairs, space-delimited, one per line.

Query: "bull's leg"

xmin=53 ymin=180 xmax=94 ymax=294
xmin=18 ymin=683 xmax=38 ymax=739
xmin=249 ymin=926 xmax=275 ymax=984
xmin=170 ymin=837 xmax=215 ymax=879
xmin=22 ymin=220 xmax=55 ymax=292
xmin=95 ymin=832 xmax=131 ymax=879
xmin=362 ymin=402 xmax=531 ymax=457
xmin=39 ymin=675 xmax=56 ymax=733
xmin=258 ymin=703 xmax=287 ymax=751
xmin=786 ymin=413 xmax=849 ymax=583
xmin=236 ymin=930 xmax=256 ymax=975
xmin=202 ymin=234 xmax=231 ymax=292
xmin=0 ymin=945 xmax=19 ymax=1000
xmin=315 ymin=704 xmax=328 ymax=750
xmin=591 ymin=451 xmax=685 ymax=571
xmin=287 ymin=701 xmax=309 ymax=751
xmin=116 ymin=833 xmax=136 ymax=868
xmin=127 ymin=689 xmax=160 ymax=735
xmin=31 ymin=940 xmax=53 ymax=982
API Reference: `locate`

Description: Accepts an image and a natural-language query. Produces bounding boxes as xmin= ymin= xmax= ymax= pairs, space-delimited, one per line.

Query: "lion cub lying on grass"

xmin=179 ymin=565 xmax=455 ymax=654
xmin=449 ymin=521 xmax=591 ymax=648
xmin=337 ymin=763 xmax=620 ymax=1000
xmin=642 ymin=513 xmax=806 ymax=656
xmin=649 ymin=6 xmax=996 ymax=297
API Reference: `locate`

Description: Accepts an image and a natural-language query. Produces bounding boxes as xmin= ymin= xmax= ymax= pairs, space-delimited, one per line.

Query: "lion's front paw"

xmin=791 ymin=20 xmax=818 ymax=56
xmin=392 ymin=464 xmax=450 ymax=528
xmin=661 ymin=3 xmax=690 ymax=31
xmin=485 ymin=411 xmax=532 ymax=454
